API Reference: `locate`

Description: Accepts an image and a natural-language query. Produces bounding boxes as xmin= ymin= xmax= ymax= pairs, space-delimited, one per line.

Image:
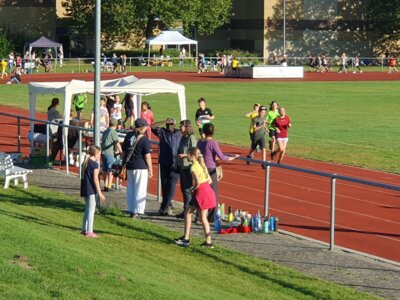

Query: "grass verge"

xmin=0 ymin=184 xmax=380 ymax=299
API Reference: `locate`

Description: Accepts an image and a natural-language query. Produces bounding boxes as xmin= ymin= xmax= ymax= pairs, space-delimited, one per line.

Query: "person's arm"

xmin=253 ymin=119 xmax=266 ymax=132
xmin=93 ymin=168 xmax=105 ymax=201
xmin=145 ymin=153 xmax=153 ymax=178
xmin=151 ymin=120 xmax=165 ymax=129
xmin=213 ymin=141 xmax=239 ymax=161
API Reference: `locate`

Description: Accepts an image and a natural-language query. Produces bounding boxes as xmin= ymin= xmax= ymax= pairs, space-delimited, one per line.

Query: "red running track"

xmin=0 ymin=71 xmax=399 ymax=263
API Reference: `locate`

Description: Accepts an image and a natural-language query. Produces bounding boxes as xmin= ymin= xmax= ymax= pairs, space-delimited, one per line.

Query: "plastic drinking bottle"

xmin=274 ymin=217 xmax=279 ymax=231
xmin=263 ymin=218 xmax=269 ymax=234
xmin=228 ymin=207 xmax=234 ymax=224
xmin=269 ymin=216 xmax=275 ymax=231
xmin=253 ymin=216 xmax=259 ymax=233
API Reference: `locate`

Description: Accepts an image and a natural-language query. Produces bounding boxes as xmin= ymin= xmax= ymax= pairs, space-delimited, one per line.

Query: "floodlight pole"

xmin=93 ymin=0 xmax=101 ymax=147
xmin=283 ymin=0 xmax=286 ymax=56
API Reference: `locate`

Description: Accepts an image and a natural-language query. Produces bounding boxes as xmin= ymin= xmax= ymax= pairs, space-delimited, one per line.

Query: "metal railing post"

xmin=46 ymin=123 xmax=50 ymax=167
xmin=78 ymin=129 xmax=82 ymax=179
xmin=17 ymin=117 xmax=21 ymax=153
xmin=264 ymin=164 xmax=271 ymax=217
xmin=329 ymin=176 xmax=337 ymax=250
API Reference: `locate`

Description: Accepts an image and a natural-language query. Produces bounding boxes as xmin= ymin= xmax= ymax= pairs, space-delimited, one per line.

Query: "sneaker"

xmin=158 ymin=209 xmax=168 ymax=216
xmin=200 ymin=241 xmax=215 ymax=249
xmin=175 ymin=212 xmax=185 ymax=219
xmin=165 ymin=207 xmax=173 ymax=216
xmin=175 ymin=236 xmax=190 ymax=247
xmin=86 ymin=232 xmax=99 ymax=238
xmin=80 ymin=231 xmax=87 ymax=236
xmin=256 ymin=145 xmax=260 ymax=153
xmin=246 ymin=155 xmax=251 ymax=165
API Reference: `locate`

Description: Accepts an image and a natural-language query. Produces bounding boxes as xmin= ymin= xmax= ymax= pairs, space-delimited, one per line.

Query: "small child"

xmin=1 ymin=59 xmax=7 ymax=79
xmin=80 ymin=145 xmax=105 ymax=238
xmin=110 ymin=95 xmax=122 ymax=129
xmin=140 ymin=101 xmax=154 ymax=140
xmin=175 ymin=147 xmax=216 ymax=248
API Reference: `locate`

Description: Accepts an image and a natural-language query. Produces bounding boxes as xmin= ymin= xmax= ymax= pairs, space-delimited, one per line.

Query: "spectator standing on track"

xmin=321 ymin=55 xmax=330 ymax=72
xmin=121 ymin=93 xmax=135 ymax=128
xmin=140 ymin=101 xmax=154 ymax=141
xmin=80 ymin=145 xmax=105 ymax=238
xmin=195 ymin=97 xmax=215 ymax=138
xmin=244 ymin=103 xmax=260 ymax=160
xmin=72 ymin=93 xmax=87 ymax=120
xmin=174 ymin=147 xmax=216 ymax=248
xmin=123 ymin=118 xmax=153 ymax=218
xmin=151 ymin=118 xmax=182 ymax=216
xmin=197 ymin=123 xmax=239 ymax=222
xmin=388 ymin=56 xmax=398 ymax=73
xmin=271 ymin=107 xmax=292 ymax=164
xmin=175 ymin=120 xmax=197 ymax=219
xmin=111 ymin=53 xmax=118 ymax=73
xmin=266 ymin=101 xmax=280 ymax=156
xmin=353 ymin=56 xmax=362 ymax=74
xmin=101 ymin=118 xmax=122 ymax=192
xmin=120 ymin=54 xmax=127 ymax=74
xmin=338 ymin=53 xmax=348 ymax=74
xmin=246 ymin=106 xmax=268 ymax=169
xmin=231 ymin=56 xmax=240 ymax=78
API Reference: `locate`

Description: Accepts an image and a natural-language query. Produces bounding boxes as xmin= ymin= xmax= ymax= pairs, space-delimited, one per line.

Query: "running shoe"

xmin=200 ymin=241 xmax=215 ymax=249
xmin=174 ymin=236 xmax=190 ymax=247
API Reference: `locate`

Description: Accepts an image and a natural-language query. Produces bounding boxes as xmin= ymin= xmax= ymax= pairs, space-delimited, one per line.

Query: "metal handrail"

xmin=1 ymin=111 xmax=399 ymax=252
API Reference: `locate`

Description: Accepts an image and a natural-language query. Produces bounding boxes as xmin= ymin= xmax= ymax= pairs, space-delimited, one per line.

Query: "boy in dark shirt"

xmin=246 ymin=105 xmax=268 ymax=169
xmin=195 ymin=97 xmax=214 ymax=138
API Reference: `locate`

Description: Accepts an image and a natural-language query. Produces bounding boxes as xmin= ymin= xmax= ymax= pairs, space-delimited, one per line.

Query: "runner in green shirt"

xmin=73 ymin=93 xmax=87 ymax=119
xmin=266 ymin=101 xmax=280 ymax=155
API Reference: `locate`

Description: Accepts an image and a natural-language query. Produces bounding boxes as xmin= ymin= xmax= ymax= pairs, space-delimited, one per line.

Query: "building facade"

xmin=198 ymin=0 xmax=377 ymax=58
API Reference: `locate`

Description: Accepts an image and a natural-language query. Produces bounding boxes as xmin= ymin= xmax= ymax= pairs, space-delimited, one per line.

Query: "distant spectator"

xmin=121 ymin=93 xmax=135 ymax=128
xmin=111 ymin=53 xmax=118 ymax=73
xmin=353 ymin=56 xmax=362 ymax=74
xmin=338 ymin=53 xmax=348 ymax=74
xmin=231 ymin=57 xmax=240 ymax=78
xmin=58 ymin=48 xmax=64 ymax=67
xmin=140 ymin=101 xmax=154 ymax=140
xmin=6 ymin=66 xmax=21 ymax=84
xmin=47 ymin=98 xmax=61 ymax=122
xmin=388 ymin=57 xmax=398 ymax=73
xmin=1 ymin=59 xmax=8 ymax=79
xmin=72 ymin=93 xmax=87 ymax=119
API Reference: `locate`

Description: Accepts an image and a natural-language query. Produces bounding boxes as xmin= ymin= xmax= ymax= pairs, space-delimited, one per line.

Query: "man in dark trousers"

xmin=151 ymin=118 xmax=182 ymax=216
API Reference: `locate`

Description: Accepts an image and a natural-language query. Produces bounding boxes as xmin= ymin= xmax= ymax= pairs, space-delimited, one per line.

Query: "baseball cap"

xmin=259 ymin=106 xmax=267 ymax=111
xmin=110 ymin=118 xmax=118 ymax=126
xmin=166 ymin=117 xmax=176 ymax=125
xmin=135 ymin=118 xmax=148 ymax=128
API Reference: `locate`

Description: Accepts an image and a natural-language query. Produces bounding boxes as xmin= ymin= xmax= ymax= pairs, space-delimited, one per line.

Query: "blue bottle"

xmin=269 ymin=216 xmax=275 ymax=231
xmin=253 ymin=215 xmax=259 ymax=233
xmin=214 ymin=209 xmax=221 ymax=233
xmin=274 ymin=217 xmax=279 ymax=231
xmin=263 ymin=217 xmax=269 ymax=234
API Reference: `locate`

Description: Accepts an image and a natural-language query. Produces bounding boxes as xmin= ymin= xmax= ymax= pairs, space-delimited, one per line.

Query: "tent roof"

xmin=28 ymin=80 xmax=94 ymax=95
xmin=145 ymin=31 xmax=197 ymax=46
xmin=26 ymin=36 xmax=62 ymax=48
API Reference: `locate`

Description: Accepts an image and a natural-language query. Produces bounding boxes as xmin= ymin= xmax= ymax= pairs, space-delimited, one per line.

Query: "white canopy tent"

xmin=144 ymin=30 xmax=198 ymax=64
xmin=24 ymin=36 xmax=63 ymax=65
xmin=28 ymin=76 xmax=187 ymax=171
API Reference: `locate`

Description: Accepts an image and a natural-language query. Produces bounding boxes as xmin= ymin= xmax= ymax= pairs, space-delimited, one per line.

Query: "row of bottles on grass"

xmin=214 ymin=204 xmax=279 ymax=234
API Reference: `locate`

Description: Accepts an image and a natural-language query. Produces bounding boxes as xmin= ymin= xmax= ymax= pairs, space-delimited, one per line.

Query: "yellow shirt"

xmin=191 ymin=161 xmax=208 ymax=185
xmin=1 ymin=60 xmax=7 ymax=71
xmin=248 ymin=112 xmax=258 ymax=133
xmin=232 ymin=59 xmax=239 ymax=68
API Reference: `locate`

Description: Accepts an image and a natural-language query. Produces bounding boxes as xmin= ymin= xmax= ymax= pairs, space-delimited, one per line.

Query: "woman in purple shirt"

xmin=197 ymin=123 xmax=239 ymax=222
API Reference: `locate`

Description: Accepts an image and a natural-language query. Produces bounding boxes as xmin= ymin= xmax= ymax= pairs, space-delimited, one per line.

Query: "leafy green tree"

xmin=0 ymin=32 xmax=13 ymax=58
xmin=367 ymin=1 xmax=400 ymax=51
xmin=62 ymin=0 xmax=232 ymax=48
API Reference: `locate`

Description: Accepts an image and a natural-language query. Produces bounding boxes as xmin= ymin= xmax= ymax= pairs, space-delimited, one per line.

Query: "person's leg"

xmin=179 ymin=168 xmax=193 ymax=209
xmin=183 ymin=206 xmax=196 ymax=240
xmin=159 ymin=165 xmax=169 ymax=212
xmin=86 ymin=194 xmax=97 ymax=233
xmin=207 ymin=169 xmax=219 ymax=222
xmin=200 ymin=209 xmax=212 ymax=244
xmin=277 ymin=140 xmax=287 ymax=164
xmin=164 ymin=169 xmax=179 ymax=210
xmin=81 ymin=196 xmax=90 ymax=233
xmin=126 ymin=170 xmax=135 ymax=214
xmin=133 ymin=169 xmax=148 ymax=215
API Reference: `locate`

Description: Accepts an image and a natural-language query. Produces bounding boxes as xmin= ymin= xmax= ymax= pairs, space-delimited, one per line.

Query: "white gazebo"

xmin=144 ymin=30 xmax=198 ymax=63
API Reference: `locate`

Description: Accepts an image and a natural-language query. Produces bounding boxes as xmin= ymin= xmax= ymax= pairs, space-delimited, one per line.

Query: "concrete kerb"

xmin=25 ymin=168 xmax=400 ymax=300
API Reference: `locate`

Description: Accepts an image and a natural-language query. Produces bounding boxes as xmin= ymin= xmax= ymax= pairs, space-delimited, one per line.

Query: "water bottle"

xmin=220 ymin=203 xmax=225 ymax=220
xmin=269 ymin=216 xmax=275 ymax=231
xmin=263 ymin=217 xmax=269 ymax=234
xmin=234 ymin=209 xmax=240 ymax=222
xmin=248 ymin=214 xmax=252 ymax=228
xmin=274 ymin=217 xmax=279 ymax=231
xmin=214 ymin=209 xmax=221 ymax=233
xmin=253 ymin=215 xmax=259 ymax=233
xmin=228 ymin=207 xmax=234 ymax=224
xmin=257 ymin=210 xmax=262 ymax=229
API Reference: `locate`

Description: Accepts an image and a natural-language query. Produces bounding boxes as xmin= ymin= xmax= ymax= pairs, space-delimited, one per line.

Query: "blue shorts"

xmin=102 ymin=154 xmax=115 ymax=172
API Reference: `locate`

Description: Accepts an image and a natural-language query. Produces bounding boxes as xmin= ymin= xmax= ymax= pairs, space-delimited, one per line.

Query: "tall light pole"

xmin=283 ymin=0 xmax=286 ymax=56
xmin=93 ymin=0 xmax=101 ymax=147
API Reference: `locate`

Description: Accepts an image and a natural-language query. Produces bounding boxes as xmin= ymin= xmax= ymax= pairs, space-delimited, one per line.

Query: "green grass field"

xmin=0 ymin=184 xmax=380 ymax=299
xmin=0 ymin=81 xmax=399 ymax=173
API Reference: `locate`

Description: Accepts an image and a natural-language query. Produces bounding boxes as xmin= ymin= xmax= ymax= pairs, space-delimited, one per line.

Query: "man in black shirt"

xmin=151 ymin=118 xmax=182 ymax=216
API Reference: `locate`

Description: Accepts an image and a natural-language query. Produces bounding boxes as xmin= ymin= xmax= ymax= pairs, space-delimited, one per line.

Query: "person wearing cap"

xmin=101 ymin=118 xmax=122 ymax=191
xmin=244 ymin=103 xmax=260 ymax=159
xmin=122 ymin=118 xmax=153 ymax=218
xmin=195 ymin=97 xmax=214 ymax=138
xmin=151 ymin=117 xmax=182 ymax=216
xmin=246 ymin=106 xmax=268 ymax=169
